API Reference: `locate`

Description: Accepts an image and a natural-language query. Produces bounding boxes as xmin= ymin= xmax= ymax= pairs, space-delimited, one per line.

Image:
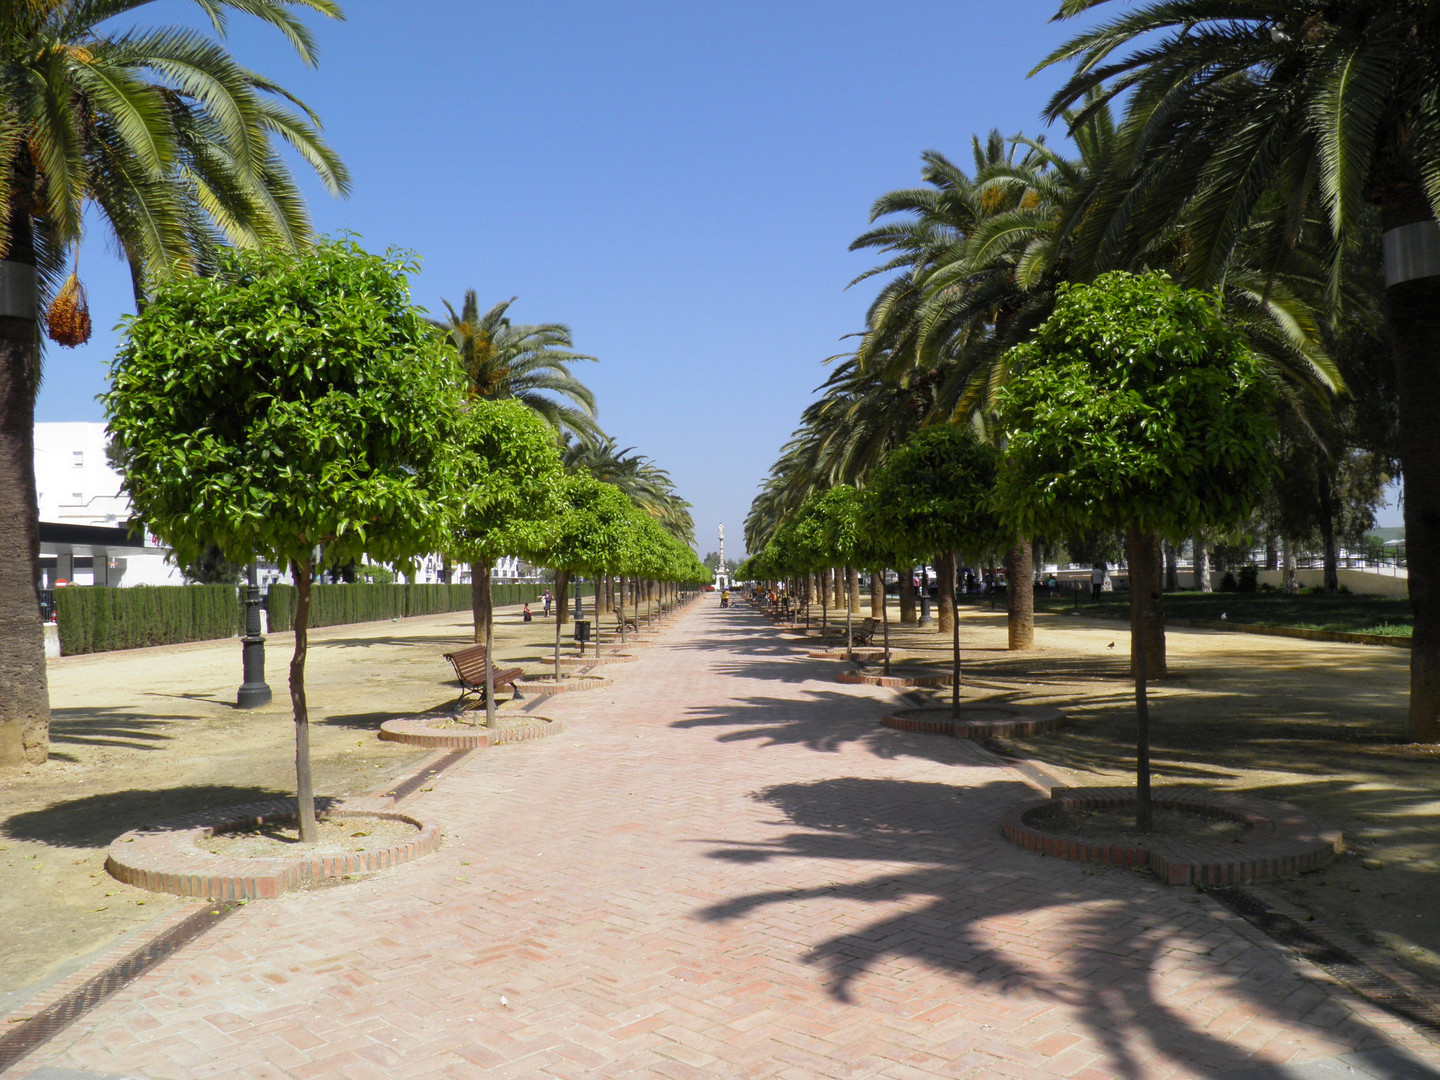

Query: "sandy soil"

xmin=0 ymin=602 xmax=579 ymax=1015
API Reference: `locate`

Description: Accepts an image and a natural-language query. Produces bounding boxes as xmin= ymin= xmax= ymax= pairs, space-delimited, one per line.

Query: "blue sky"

xmin=34 ymin=1 xmax=1404 ymax=550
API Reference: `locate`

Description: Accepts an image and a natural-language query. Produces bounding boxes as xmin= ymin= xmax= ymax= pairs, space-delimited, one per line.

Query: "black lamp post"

xmin=238 ymin=560 xmax=271 ymax=708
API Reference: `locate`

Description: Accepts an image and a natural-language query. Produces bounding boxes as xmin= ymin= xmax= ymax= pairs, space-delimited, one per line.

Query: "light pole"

xmin=237 ymin=560 xmax=271 ymax=708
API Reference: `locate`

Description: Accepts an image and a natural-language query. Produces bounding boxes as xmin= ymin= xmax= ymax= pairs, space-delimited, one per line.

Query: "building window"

xmin=72 ymin=450 xmax=83 ymax=467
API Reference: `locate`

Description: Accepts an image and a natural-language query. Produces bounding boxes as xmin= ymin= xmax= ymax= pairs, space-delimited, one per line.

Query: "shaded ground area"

xmin=0 ymin=603 xmax=574 ymax=1012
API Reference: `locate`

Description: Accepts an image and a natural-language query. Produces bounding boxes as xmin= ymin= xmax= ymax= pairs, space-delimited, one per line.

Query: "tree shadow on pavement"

xmin=3 ymin=785 xmax=291 ymax=848
xmin=698 ymin=775 xmax=1434 ymax=1080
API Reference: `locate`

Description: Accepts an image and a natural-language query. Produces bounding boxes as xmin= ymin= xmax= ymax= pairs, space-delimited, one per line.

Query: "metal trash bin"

xmin=574 ymin=619 xmax=591 ymax=643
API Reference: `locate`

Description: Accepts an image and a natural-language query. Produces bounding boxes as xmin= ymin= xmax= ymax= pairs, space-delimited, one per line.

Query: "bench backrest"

xmin=444 ymin=645 xmax=490 ymax=684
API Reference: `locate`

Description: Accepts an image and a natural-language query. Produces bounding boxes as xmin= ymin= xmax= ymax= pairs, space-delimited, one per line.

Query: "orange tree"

xmin=105 ymin=240 xmax=460 ymax=842
xmin=865 ymin=425 xmax=1006 ymax=704
xmin=992 ymin=271 xmax=1274 ymax=829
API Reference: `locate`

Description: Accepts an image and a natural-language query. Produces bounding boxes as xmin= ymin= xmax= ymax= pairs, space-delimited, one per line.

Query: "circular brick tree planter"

xmin=1002 ymin=786 xmax=1343 ymax=886
xmin=516 ymin=673 xmax=608 ymax=695
xmin=106 ymin=799 xmax=441 ymax=901
xmin=836 ymin=669 xmax=953 ymax=688
xmin=884 ymin=702 xmax=1065 ymax=738
xmin=549 ymin=652 xmax=639 ymax=666
xmin=807 ymin=647 xmax=886 ymax=662
xmin=379 ymin=714 xmax=563 ymax=748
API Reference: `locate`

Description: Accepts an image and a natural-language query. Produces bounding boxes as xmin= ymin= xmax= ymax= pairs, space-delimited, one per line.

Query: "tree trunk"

xmin=1265 ymin=532 xmax=1279 ymax=571
xmin=1318 ymin=466 xmax=1340 ymax=594
xmin=1193 ymin=535 xmax=1211 ymax=592
xmin=869 ymin=568 xmax=884 ymax=620
xmin=1384 ymin=193 xmax=1440 ymax=740
xmin=554 ymin=570 xmax=570 ymax=626
xmin=482 ymin=570 xmax=497 ymax=728
xmin=1163 ymin=541 xmax=1179 ymax=592
xmin=470 ymin=561 xmax=493 ymax=644
xmin=935 ymin=552 xmax=956 ymax=636
xmin=0 ymin=202 xmax=48 ymax=767
xmin=1127 ymin=525 xmax=1166 ymax=680
xmin=1005 ymin=539 xmax=1034 ymax=650
xmin=847 ymin=565 xmax=861 ymax=614
xmin=898 ymin=570 xmax=917 ymax=625
xmin=290 ymin=556 xmax=318 ymax=843
xmin=829 ymin=567 xmax=841 ymax=610
xmin=1281 ymin=538 xmax=1298 ymax=593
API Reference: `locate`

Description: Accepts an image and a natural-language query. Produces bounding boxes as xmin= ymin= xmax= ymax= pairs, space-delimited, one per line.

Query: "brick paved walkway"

xmin=10 ymin=601 xmax=1440 ymax=1079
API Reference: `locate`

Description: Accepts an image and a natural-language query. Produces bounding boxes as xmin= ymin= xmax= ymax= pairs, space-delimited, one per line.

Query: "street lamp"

xmin=237 ymin=560 xmax=271 ymax=708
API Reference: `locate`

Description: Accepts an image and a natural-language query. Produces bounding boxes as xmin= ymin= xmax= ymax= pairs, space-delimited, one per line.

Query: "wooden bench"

xmin=615 ymin=614 xmax=638 ymax=633
xmin=850 ymin=617 xmax=880 ymax=646
xmin=442 ymin=644 xmax=524 ymax=710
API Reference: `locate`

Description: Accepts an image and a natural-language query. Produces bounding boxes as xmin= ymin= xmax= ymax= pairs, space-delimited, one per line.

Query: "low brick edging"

xmin=1001 ymin=785 xmax=1343 ymax=886
xmin=884 ymin=703 xmax=1065 ymax=739
xmin=105 ymin=798 xmax=441 ymax=900
xmin=378 ymin=714 xmax=563 ymax=748
xmin=807 ymin=647 xmax=886 ymax=662
xmin=1177 ymin=618 xmax=1410 ymax=649
xmin=836 ymin=670 xmax=953 ymax=688
xmin=515 ymin=674 xmax=607 ymax=695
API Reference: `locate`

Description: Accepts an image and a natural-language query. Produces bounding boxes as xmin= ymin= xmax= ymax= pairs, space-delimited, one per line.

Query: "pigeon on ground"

xmin=1107 ymin=641 xmax=1115 ymax=649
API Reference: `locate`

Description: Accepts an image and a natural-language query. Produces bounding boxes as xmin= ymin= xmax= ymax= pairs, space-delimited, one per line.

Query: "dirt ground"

xmin=5 ymin=599 xmax=1440 ymax=1016
xmin=0 ymin=602 xmax=582 ymax=1016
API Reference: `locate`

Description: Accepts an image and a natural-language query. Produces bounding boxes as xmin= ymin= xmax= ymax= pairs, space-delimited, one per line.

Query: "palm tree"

xmin=437 ymin=291 xmax=602 ymax=638
xmin=438 ymin=292 xmax=600 ymax=444
xmin=1039 ymin=0 xmax=1440 ymax=738
xmin=0 ymin=0 xmax=348 ymax=767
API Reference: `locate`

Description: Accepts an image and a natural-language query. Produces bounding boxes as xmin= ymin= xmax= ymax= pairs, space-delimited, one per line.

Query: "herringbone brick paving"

xmin=9 ymin=602 xmax=1440 ymax=1078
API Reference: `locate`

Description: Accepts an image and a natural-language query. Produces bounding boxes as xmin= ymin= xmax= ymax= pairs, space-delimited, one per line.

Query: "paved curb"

xmin=105 ymin=798 xmax=441 ymax=900
xmin=1002 ymin=785 xmax=1344 ymax=885
xmin=884 ymin=702 xmax=1066 ymax=738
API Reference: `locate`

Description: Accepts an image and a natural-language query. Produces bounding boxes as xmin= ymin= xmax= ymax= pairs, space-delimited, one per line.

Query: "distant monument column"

xmin=715 ymin=524 xmax=729 ymax=591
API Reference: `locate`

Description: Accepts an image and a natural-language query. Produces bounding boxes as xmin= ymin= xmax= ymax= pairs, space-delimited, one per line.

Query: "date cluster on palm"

xmin=46 ymin=273 xmax=92 ymax=347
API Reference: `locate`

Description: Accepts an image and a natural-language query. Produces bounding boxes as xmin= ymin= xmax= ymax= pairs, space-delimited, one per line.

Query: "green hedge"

xmin=265 ymin=581 xmax=548 ymax=632
xmin=55 ymin=584 xmax=240 ymax=656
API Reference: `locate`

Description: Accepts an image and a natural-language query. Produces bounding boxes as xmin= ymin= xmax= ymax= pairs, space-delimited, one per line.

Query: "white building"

xmin=34 ymin=422 xmax=184 ymax=588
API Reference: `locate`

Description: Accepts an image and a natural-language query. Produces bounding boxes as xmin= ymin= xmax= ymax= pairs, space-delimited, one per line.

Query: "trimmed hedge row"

xmin=55 ymin=584 xmax=240 ymax=656
xmin=265 ymin=581 xmax=548 ymax=632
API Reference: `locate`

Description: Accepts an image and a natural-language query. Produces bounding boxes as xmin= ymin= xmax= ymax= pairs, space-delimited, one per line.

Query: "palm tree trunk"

xmin=1163 ymin=542 xmax=1179 ymax=592
xmin=1127 ymin=525 xmax=1166 ymax=680
xmin=869 ymin=570 xmax=883 ymax=621
xmin=1193 ymin=535 xmax=1211 ymax=592
xmin=0 ymin=202 xmax=48 ymax=767
xmin=1384 ymin=194 xmax=1440 ymax=740
xmin=847 ymin=566 xmax=861 ymax=614
xmin=289 ymin=555 xmax=317 ymax=843
xmin=554 ymin=570 xmax=570 ymax=626
xmin=936 ymin=551 xmax=956 ymax=636
xmin=898 ymin=571 xmax=917 ymax=625
xmin=1319 ymin=466 xmax=1339 ymax=594
xmin=1005 ymin=539 xmax=1034 ymax=650
xmin=1282 ymin=538 xmax=1298 ymax=593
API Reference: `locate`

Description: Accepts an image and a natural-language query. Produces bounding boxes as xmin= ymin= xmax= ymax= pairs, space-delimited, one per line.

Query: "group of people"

xmin=522 ymin=589 xmax=558 ymax=623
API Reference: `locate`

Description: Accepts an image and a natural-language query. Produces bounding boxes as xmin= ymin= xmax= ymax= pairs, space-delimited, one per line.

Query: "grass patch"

xmin=1027 ymin=590 xmax=1413 ymax=637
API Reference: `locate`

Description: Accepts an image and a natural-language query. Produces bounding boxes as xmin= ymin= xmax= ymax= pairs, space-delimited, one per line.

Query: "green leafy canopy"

xmin=992 ymin=271 xmax=1276 ymax=541
xmin=105 ymin=238 xmax=464 ymax=572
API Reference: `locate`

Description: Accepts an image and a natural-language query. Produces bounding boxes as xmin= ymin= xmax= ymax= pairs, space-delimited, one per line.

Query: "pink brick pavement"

xmin=9 ymin=600 xmax=1440 ymax=1079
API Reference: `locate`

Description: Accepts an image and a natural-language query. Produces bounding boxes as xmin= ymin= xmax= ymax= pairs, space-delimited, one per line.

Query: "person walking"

xmin=542 ymin=589 xmax=553 ymax=618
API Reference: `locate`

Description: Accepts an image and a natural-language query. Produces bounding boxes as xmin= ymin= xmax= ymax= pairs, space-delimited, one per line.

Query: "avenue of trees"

xmin=745 ymin=2 xmax=1440 ymax=743
xmin=0 ymin=2 xmax=704 ymax=777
